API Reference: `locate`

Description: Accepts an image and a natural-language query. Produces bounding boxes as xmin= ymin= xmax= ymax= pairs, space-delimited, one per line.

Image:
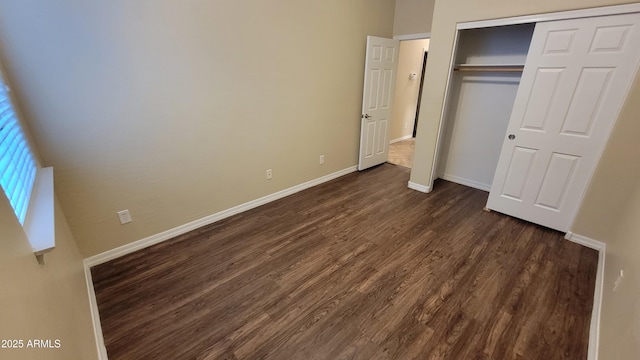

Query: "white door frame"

xmin=429 ymin=3 xmax=640 ymax=228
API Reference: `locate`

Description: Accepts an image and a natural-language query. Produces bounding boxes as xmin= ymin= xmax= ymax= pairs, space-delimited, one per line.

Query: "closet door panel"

xmin=521 ymin=68 xmax=564 ymax=131
xmin=560 ymin=68 xmax=613 ymax=136
xmin=487 ymin=12 xmax=640 ymax=232
xmin=500 ymin=146 xmax=538 ymax=200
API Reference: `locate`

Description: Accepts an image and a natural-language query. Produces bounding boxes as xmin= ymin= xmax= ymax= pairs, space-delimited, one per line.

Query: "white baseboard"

xmin=85 ymin=165 xmax=357 ymax=267
xmin=390 ymin=134 xmax=413 ymax=144
xmin=564 ymin=232 xmax=606 ymax=251
xmin=84 ymin=261 xmax=108 ymax=360
xmin=441 ymin=173 xmax=491 ymax=192
xmin=408 ymin=181 xmax=431 ymax=193
xmin=565 ymin=232 xmax=606 ymax=360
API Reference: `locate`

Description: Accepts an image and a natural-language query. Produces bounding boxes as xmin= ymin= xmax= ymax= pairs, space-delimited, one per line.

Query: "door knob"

xmin=362 ymin=114 xmax=372 ymax=119
xmin=508 ymin=134 xmax=516 ymax=140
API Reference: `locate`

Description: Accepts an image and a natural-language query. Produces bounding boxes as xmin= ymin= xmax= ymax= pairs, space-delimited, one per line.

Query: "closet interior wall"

xmin=437 ymin=24 xmax=535 ymax=191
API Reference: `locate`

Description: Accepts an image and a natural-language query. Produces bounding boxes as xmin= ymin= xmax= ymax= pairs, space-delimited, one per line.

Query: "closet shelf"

xmin=454 ymin=64 xmax=524 ymax=72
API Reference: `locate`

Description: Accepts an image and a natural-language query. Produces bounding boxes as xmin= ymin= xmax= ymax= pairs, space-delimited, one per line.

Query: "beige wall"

xmin=573 ymin=77 xmax=640 ymax=359
xmin=389 ymin=39 xmax=430 ymax=141
xmin=0 ymin=196 xmax=97 ymax=359
xmin=409 ymin=0 xmax=640 ymax=358
xmin=393 ymin=0 xmax=436 ymax=36
xmin=0 ymin=0 xmax=396 ymax=257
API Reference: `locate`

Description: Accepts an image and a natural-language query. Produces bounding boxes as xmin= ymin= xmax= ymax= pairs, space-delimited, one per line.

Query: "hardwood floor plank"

xmin=92 ymin=164 xmax=598 ymax=359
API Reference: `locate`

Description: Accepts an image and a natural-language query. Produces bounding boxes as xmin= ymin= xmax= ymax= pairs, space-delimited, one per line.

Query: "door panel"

xmin=590 ymin=25 xmax=631 ymax=52
xmin=542 ymin=29 xmax=578 ymax=54
xmin=534 ymin=153 xmax=579 ymax=210
xmin=368 ymin=70 xmax=380 ymax=110
xmin=358 ymin=36 xmax=399 ymax=171
xmin=521 ymin=68 xmax=564 ymax=131
xmin=501 ymin=147 xmax=537 ymax=201
xmin=365 ymin=122 xmax=376 ymax=157
xmin=561 ymin=68 xmax=613 ymax=135
xmin=487 ymin=13 xmax=640 ymax=231
xmin=381 ymin=69 xmax=393 ymax=108
xmin=376 ymin=120 xmax=388 ymax=155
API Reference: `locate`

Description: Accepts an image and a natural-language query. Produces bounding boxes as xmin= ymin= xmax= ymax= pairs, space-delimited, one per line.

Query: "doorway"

xmin=387 ymin=38 xmax=430 ymax=169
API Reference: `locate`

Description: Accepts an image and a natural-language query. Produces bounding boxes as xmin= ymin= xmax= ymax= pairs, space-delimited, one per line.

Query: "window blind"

xmin=0 ymin=82 xmax=37 ymax=224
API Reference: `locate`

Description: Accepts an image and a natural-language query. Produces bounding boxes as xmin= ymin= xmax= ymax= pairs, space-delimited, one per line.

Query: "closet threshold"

xmin=454 ymin=64 xmax=524 ymax=72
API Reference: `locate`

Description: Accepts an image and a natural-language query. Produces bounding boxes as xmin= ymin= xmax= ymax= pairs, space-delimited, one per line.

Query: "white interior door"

xmin=487 ymin=12 xmax=640 ymax=231
xmin=358 ymin=36 xmax=399 ymax=171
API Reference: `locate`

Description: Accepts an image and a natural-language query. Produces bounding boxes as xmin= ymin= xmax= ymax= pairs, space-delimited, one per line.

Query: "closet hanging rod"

xmin=454 ymin=64 xmax=524 ymax=73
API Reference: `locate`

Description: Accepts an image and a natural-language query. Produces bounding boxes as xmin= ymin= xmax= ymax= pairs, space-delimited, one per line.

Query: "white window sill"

xmin=22 ymin=167 xmax=55 ymax=264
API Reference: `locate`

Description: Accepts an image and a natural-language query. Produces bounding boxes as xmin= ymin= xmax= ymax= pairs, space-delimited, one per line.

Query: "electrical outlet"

xmin=613 ymin=269 xmax=625 ymax=292
xmin=117 ymin=209 xmax=132 ymax=224
xmin=319 ymin=155 xmax=325 ymax=164
xmin=266 ymin=169 xmax=273 ymax=180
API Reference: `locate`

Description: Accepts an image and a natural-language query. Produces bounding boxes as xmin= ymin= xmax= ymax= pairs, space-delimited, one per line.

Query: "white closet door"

xmin=487 ymin=12 xmax=640 ymax=231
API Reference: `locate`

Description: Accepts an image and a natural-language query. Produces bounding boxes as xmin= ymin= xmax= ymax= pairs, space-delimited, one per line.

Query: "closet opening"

xmin=434 ymin=23 xmax=535 ymax=191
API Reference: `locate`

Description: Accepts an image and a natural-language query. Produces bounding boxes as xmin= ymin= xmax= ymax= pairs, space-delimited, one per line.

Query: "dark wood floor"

xmin=92 ymin=164 xmax=598 ymax=360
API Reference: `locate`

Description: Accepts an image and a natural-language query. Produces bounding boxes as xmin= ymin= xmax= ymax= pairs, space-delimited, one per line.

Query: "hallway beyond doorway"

xmin=388 ymin=138 xmax=415 ymax=168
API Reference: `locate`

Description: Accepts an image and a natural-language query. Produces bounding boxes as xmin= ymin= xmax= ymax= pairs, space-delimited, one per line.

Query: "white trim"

xmin=589 ymin=247 xmax=605 ymax=360
xmin=564 ymin=232 xmax=605 ymax=360
xmin=408 ymin=181 xmax=431 ymax=193
xmin=564 ymin=232 xmax=606 ymax=251
xmin=440 ymin=174 xmax=491 ymax=192
xmin=23 ymin=167 xmax=55 ymax=256
xmin=85 ymin=166 xmax=357 ymax=267
xmin=457 ymin=3 xmax=640 ymax=30
xmin=390 ymin=134 xmax=413 ymax=144
xmin=428 ymin=27 xmax=461 ymax=190
xmin=84 ymin=261 xmax=108 ymax=360
xmin=393 ymin=32 xmax=431 ymax=41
